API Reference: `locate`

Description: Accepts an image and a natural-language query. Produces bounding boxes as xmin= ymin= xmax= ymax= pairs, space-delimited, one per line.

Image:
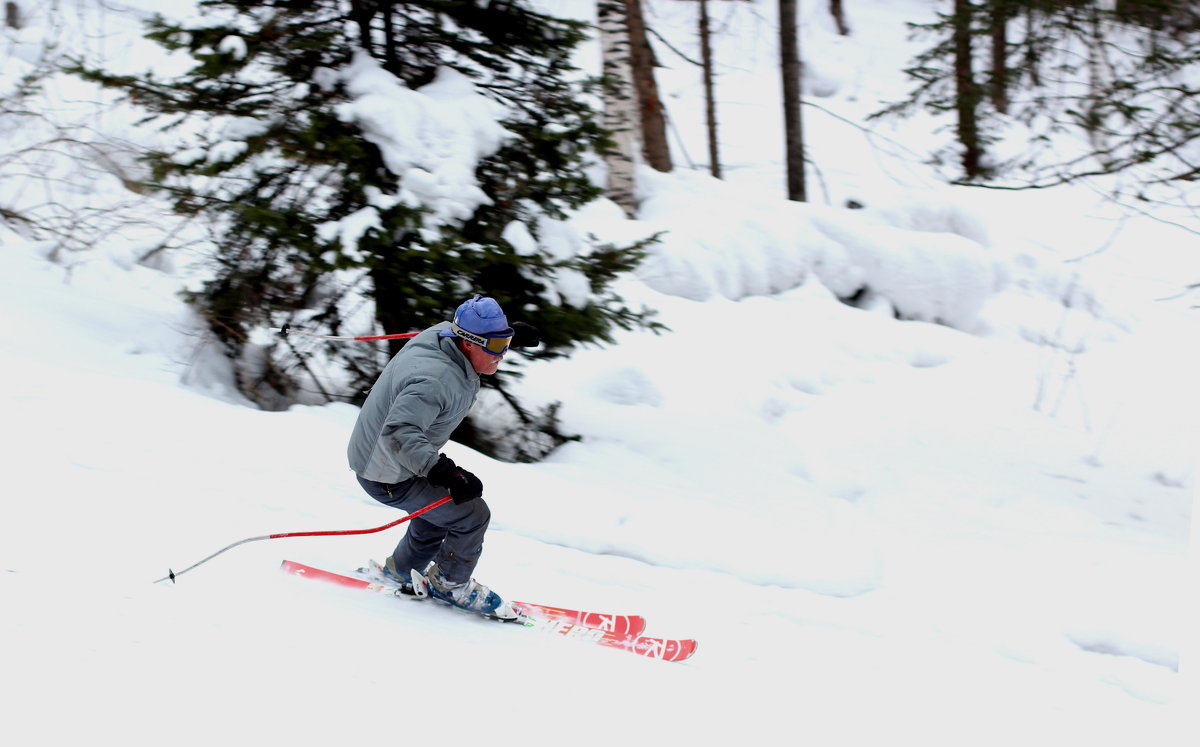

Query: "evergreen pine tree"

xmin=73 ymin=0 xmax=662 ymax=459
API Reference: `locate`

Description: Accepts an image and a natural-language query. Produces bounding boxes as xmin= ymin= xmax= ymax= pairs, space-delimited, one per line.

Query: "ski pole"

xmin=272 ymin=323 xmax=419 ymax=343
xmin=154 ymin=495 xmax=453 ymax=584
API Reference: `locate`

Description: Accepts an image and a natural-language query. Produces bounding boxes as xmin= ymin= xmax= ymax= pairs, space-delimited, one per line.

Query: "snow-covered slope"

xmin=1 ymin=0 xmax=1195 ymax=744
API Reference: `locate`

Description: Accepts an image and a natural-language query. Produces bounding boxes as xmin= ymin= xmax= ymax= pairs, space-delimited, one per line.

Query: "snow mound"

xmin=631 ymin=169 xmax=998 ymax=330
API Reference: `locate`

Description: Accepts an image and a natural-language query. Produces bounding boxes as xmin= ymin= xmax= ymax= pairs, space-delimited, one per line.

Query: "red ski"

xmin=279 ymin=560 xmax=697 ymax=662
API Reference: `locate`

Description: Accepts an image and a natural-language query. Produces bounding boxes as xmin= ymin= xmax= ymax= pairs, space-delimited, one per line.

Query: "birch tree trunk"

xmin=598 ymin=0 xmax=639 ymax=216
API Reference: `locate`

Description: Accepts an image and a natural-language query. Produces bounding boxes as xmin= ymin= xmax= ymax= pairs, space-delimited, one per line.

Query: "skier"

xmin=347 ymin=294 xmax=539 ymax=616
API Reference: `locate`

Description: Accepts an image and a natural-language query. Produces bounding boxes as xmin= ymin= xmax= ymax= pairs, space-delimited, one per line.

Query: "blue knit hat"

xmin=438 ymin=295 xmax=512 ymax=339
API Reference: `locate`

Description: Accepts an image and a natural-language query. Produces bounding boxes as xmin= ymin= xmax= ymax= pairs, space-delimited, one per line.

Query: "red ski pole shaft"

xmin=155 ymin=495 xmax=453 ymax=584
xmin=272 ymin=324 xmax=419 ymax=343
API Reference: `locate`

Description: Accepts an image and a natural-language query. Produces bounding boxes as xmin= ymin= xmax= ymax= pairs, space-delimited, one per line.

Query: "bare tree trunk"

xmin=598 ymin=0 xmax=640 ymax=216
xmin=625 ymin=0 xmax=672 ymax=172
xmin=382 ymin=9 xmax=398 ymax=76
xmin=829 ymin=0 xmax=849 ymax=36
xmin=5 ymin=2 xmax=21 ymax=30
xmin=779 ymin=0 xmax=807 ymax=201
xmin=1084 ymin=2 xmax=1113 ymax=162
xmin=990 ymin=0 xmax=1009 ymax=114
xmin=699 ymin=0 xmax=721 ymax=178
xmin=1023 ymin=6 xmax=1041 ymax=87
xmin=348 ymin=0 xmax=373 ymax=54
xmin=953 ymin=0 xmax=982 ymax=178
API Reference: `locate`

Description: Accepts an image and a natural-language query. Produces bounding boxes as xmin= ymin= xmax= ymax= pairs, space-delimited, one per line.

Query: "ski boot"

xmin=418 ymin=562 xmax=519 ymax=621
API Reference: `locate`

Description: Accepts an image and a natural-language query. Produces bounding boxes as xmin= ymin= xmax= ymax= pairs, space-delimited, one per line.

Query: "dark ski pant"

xmin=355 ymin=473 xmax=490 ymax=585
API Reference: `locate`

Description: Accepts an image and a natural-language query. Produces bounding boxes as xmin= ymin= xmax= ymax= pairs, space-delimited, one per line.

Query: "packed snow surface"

xmin=1 ymin=0 xmax=1195 ymax=744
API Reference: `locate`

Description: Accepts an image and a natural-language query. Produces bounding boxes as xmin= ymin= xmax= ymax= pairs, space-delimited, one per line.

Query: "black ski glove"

xmin=427 ymin=453 xmax=483 ymax=504
xmin=511 ymin=321 xmax=541 ymax=349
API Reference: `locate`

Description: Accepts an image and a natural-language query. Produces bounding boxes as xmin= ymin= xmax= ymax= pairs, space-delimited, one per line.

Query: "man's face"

xmin=462 ymin=339 xmax=504 ymax=375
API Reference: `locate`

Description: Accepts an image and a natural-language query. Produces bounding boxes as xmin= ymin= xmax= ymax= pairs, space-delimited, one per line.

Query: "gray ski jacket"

xmin=347 ymin=322 xmax=480 ymax=483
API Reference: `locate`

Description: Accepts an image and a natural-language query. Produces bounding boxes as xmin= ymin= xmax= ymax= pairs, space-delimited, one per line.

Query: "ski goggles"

xmin=451 ymin=322 xmax=514 ymax=356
